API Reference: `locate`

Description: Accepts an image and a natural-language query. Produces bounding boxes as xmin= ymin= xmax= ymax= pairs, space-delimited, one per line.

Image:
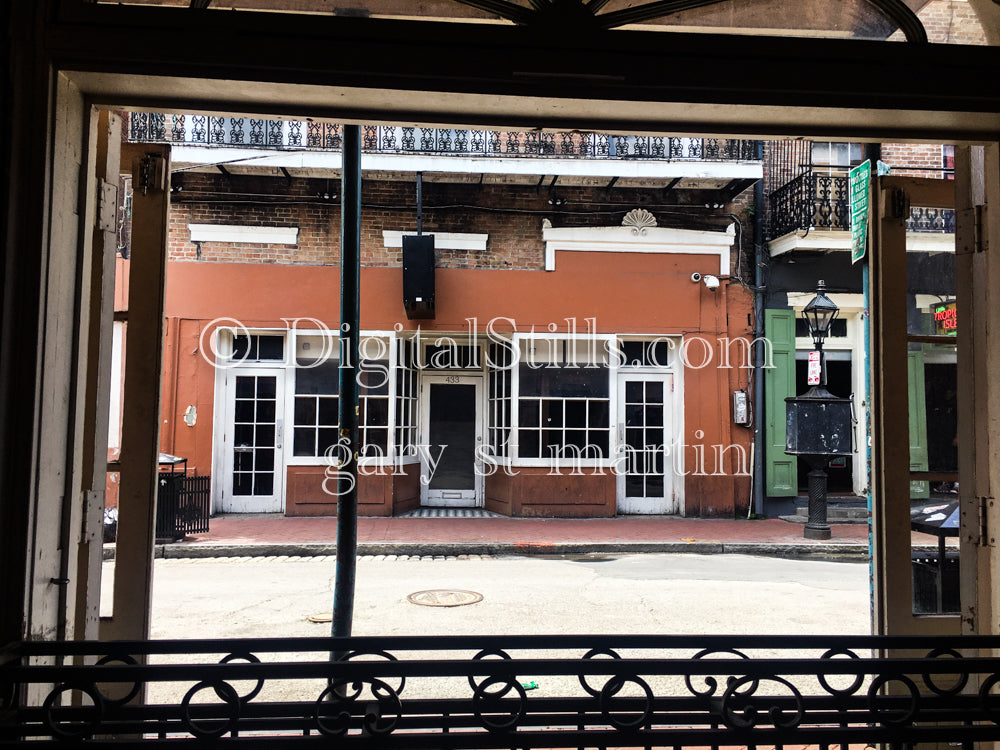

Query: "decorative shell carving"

xmin=622 ymin=208 xmax=657 ymax=235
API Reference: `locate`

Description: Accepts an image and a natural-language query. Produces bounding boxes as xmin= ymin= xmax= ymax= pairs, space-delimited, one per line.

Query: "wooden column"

xmin=100 ymin=143 xmax=170 ymax=643
xmin=73 ymin=110 xmax=121 ymax=640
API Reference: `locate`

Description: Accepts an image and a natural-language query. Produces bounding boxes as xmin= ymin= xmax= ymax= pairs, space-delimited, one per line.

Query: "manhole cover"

xmin=407 ymin=589 xmax=483 ymax=607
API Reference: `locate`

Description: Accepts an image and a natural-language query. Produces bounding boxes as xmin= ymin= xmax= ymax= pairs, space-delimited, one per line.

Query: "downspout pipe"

xmin=752 ymin=140 xmax=766 ymax=517
xmin=332 ymin=125 xmax=361 ymax=642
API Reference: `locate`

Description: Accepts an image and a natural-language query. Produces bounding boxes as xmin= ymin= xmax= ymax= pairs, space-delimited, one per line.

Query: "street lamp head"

xmin=802 ymin=280 xmax=839 ymax=348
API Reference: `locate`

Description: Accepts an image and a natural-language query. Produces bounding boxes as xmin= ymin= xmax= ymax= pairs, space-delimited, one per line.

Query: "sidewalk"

xmin=117 ymin=512 xmax=915 ymax=560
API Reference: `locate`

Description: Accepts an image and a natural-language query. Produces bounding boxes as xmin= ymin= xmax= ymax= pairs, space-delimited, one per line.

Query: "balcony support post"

xmin=332 ymin=125 xmax=362 ymax=643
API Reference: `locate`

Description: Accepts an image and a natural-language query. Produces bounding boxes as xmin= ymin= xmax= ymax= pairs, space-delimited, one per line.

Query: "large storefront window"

xmin=290 ymin=334 xmax=390 ymax=459
xmin=292 ymin=357 xmax=339 ymax=458
xmin=516 ymin=338 xmax=611 ymax=461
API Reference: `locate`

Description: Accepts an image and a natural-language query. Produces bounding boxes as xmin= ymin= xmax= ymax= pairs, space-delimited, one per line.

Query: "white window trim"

xmin=542 ymin=224 xmax=733 ymax=273
xmin=615 ymin=335 xmax=681 ymax=372
xmin=189 ymin=223 xmax=299 ymax=245
xmin=382 ymin=230 xmax=488 ymax=251
xmin=393 ymin=338 xmax=422 ymax=467
xmin=213 ymin=327 xmax=290 ymax=367
xmin=284 ymin=330 xmax=398 ymax=468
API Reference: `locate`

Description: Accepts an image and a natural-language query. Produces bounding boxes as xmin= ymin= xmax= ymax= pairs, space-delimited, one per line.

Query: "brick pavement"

xmin=143 ymin=511 xmax=953 ymax=560
xmin=183 ymin=514 xmax=873 ymax=547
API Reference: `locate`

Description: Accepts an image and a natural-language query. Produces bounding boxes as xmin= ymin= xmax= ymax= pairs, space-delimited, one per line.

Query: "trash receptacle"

xmin=156 ymin=453 xmax=188 ymax=542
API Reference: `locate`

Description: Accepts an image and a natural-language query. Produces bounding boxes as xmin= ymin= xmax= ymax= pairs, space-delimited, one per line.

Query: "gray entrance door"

xmin=420 ymin=375 xmax=484 ymax=507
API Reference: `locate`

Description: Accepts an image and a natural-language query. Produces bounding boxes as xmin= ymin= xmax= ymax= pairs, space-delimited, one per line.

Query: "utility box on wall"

xmin=402 ymin=234 xmax=435 ymax=319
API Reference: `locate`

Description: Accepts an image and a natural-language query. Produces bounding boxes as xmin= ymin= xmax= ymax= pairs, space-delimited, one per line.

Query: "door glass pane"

xmin=906 ymin=204 xmax=956 ymax=337
xmin=622 ymin=378 xmax=668 ymax=499
xmin=232 ymin=374 xmax=277 ymax=497
xmin=905 ymin=200 xmax=960 ymax=616
xmin=428 ymin=383 xmax=476 ymax=490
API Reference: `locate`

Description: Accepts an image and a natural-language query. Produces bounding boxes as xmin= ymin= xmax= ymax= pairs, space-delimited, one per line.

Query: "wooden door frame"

xmin=418 ymin=373 xmax=485 ymax=508
xmin=616 ymin=371 xmax=676 ymax=515
xmin=871 ymin=175 xmax=961 ymax=636
xmin=217 ymin=367 xmax=288 ymax=514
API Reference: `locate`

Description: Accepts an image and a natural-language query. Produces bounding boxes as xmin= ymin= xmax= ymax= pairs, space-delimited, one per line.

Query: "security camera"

xmin=690 ymin=272 xmax=702 ymax=283
xmin=702 ymin=274 xmax=720 ymax=291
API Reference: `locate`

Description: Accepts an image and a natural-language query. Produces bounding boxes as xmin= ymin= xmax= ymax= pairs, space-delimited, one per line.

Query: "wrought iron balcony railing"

xmin=768 ymin=170 xmax=956 ymax=240
xmin=127 ymin=113 xmax=760 ymax=163
xmin=5 ymin=634 xmax=1000 ymax=746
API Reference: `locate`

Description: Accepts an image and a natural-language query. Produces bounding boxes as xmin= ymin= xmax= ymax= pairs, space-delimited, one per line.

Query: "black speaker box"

xmin=402 ymin=234 xmax=435 ymax=319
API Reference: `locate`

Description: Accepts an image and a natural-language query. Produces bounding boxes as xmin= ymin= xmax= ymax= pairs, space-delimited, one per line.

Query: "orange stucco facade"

xmin=154 ymin=247 xmax=753 ymax=518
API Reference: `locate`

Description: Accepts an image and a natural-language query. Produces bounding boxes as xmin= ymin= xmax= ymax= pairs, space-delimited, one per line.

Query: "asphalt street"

xmin=103 ymin=552 xmax=872 ymax=638
xmin=102 ymin=553 xmax=871 ymax=705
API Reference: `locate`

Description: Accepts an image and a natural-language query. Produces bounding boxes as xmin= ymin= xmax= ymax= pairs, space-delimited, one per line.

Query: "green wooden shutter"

xmin=765 ymin=309 xmax=797 ymax=496
xmin=908 ymin=348 xmax=930 ymax=499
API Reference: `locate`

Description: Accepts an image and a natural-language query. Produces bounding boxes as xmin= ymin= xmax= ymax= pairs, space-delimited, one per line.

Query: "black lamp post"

xmin=785 ymin=281 xmax=853 ymax=541
xmin=802 ymin=280 xmax=840 ymax=386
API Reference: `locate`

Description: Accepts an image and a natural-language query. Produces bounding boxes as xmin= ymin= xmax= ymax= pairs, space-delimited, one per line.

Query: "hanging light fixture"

xmin=801 ymin=280 xmax=840 ymax=350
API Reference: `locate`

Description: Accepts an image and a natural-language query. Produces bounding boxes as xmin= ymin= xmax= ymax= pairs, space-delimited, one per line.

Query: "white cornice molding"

xmin=172 ymin=146 xmax=762 ymax=181
xmin=769 ymin=228 xmax=953 ymax=256
xmin=189 ymin=223 xmax=299 ymax=245
xmin=542 ymin=223 xmax=734 ymax=273
xmin=382 ymin=231 xmax=488 ymax=251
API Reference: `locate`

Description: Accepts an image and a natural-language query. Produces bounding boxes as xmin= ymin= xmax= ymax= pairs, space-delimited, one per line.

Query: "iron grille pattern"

xmin=4 ymin=634 xmax=1000 ymax=746
xmin=768 ymin=170 xmax=957 ymax=240
xmin=127 ymin=114 xmax=758 ymax=163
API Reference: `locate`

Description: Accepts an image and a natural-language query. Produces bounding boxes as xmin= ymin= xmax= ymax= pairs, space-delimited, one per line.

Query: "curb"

xmin=103 ymin=540 xmax=875 ymax=561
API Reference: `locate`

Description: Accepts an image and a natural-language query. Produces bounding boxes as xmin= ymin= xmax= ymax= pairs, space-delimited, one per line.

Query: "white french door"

xmin=220 ymin=368 xmax=285 ymax=513
xmin=617 ymin=373 xmax=676 ymax=514
xmin=419 ymin=374 xmax=484 ymax=507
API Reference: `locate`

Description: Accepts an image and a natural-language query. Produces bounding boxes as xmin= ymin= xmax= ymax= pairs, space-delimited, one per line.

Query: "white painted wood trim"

xmin=543 ymin=224 xmax=734 ymax=273
xmin=382 ymin=230 xmax=488 ymax=251
xmin=769 ymin=229 xmax=953 ymax=256
xmin=172 ymin=146 xmax=763 ymax=181
xmin=189 ymin=223 xmax=299 ymax=245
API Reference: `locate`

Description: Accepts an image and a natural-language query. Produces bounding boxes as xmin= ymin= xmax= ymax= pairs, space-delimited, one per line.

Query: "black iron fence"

xmin=126 ymin=113 xmax=759 ymax=163
xmin=155 ymin=474 xmax=210 ymax=541
xmin=768 ymin=170 xmax=956 ymax=240
xmin=4 ymin=634 xmax=1000 ymax=746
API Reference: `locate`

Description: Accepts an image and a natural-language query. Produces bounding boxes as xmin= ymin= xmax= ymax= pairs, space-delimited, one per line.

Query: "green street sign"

xmin=850 ymin=160 xmax=871 ymax=264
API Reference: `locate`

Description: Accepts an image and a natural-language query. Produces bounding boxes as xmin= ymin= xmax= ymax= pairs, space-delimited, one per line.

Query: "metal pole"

xmin=804 ymin=460 xmax=831 ymax=540
xmin=752 ymin=141 xmax=766 ymax=517
xmin=862 ymin=143 xmax=879 ymax=632
xmin=416 ymin=171 xmax=423 ymax=236
xmin=332 ymin=125 xmax=361 ymax=641
xmin=804 ymin=335 xmax=832 ymax=541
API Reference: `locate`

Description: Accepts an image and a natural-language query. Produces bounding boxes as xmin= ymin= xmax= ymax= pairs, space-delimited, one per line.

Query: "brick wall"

xmin=888 ymin=0 xmax=987 ymax=44
xmin=879 ymin=143 xmax=951 ymax=179
xmin=167 ymin=172 xmax=749 ymax=273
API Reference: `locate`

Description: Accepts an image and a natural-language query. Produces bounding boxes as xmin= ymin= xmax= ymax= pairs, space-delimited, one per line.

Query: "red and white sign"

xmin=807 ymin=350 xmax=821 ymax=386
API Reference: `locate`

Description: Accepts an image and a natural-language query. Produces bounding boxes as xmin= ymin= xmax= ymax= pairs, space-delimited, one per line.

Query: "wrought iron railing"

xmin=768 ymin=170 xmax=956 ymax=239
xmin=126 ymin=113 xmax=759 ymax=162
xmin=4 ymin=634 xmax=1000 ymax=746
